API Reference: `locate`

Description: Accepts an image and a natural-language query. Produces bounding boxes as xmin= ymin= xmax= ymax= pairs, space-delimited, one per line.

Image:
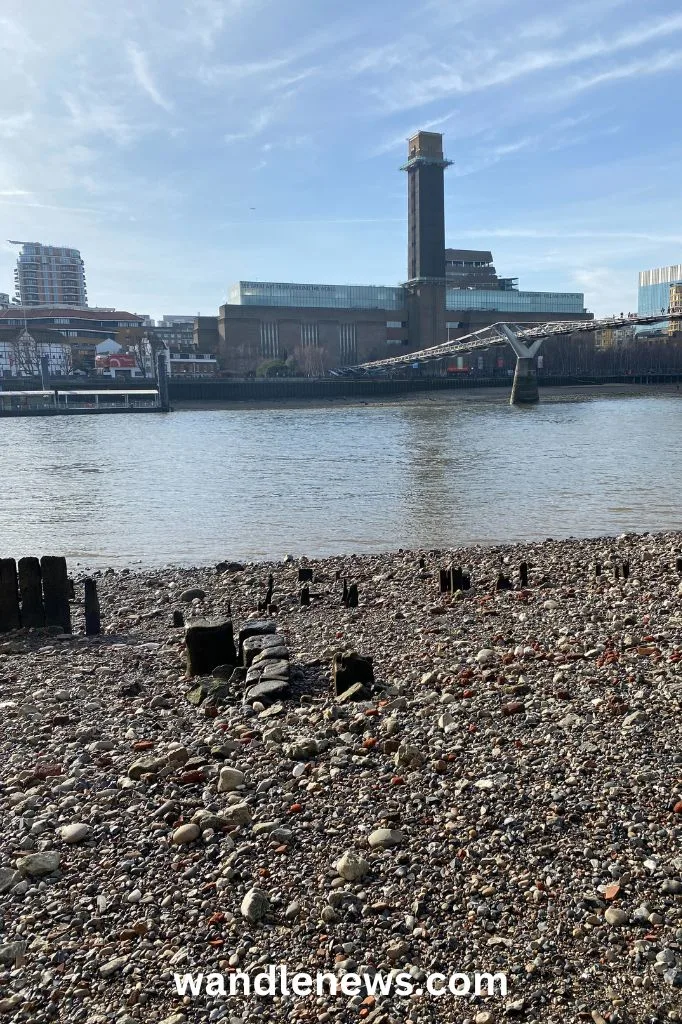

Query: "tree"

xmin=10 ymin=330 xmax=41 ymax=376
xmin=292 ymin=345 xmax=328 ymax=377
xmin=115 ymin=327 xmax=155 ymax=377
xmin=256 ymin=359 xmax=289 ymax=378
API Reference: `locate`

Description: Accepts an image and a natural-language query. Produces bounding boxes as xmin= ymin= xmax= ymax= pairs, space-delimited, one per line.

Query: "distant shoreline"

xmin=172 ymin=380 xmax=682 ymax=411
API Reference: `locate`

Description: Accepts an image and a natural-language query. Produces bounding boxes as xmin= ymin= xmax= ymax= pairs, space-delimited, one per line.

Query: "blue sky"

xmin=1 ymin=0 xmax=681 ymax=319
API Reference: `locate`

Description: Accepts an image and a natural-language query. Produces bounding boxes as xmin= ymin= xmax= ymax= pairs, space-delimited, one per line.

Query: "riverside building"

xmin=197 ymin=132 xmax=591 ymax=375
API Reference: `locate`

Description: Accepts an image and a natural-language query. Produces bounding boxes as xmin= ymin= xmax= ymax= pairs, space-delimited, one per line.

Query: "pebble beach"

xmin=1 ymin=530 xmax=681 ymax=1024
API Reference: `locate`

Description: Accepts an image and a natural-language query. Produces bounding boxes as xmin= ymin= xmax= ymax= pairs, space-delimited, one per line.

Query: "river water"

xmin=1 ymin=392 xmax=680 ymax=569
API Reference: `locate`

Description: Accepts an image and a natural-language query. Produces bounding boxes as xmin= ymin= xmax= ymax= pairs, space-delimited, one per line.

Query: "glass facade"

xmin=446 ymin=289 xmax=585 ymax=314
xmin=637 ymin=266 xmax=682 ymax=332
xmin=229 ymin=281 xmax=405 ymax=311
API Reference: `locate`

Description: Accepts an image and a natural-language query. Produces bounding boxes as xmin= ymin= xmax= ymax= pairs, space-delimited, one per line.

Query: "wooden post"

xmin=0 ymin=558 xmax=21 ymax=632
xmin=595 ymin=561 xmax=601 ymax=577
xmin=519 ymin=561 xmax=529 ymax=587
xmin=676 ymin=556 xmax=682 ymax=576
xmin=84 ymin=578 xmax=101 ymax=635
xmin=622 ymin=561 xmax=630 ymax=581
xmin=439 ymin=569 xmax=450 ymax=593
xmin=347 ymin=583 xmax=359 ymax=608
xmin=298 ymin=567 xmax=313 ymax=582
xmin=40 ymin=556 xmax=72 ymax=633
xmin=185 ymin=617 xmax=236 ymax=677
xmin=614 ymin=564 xmax=620 ymax=580
xmin=419 ymin=556 xmax=425 ymax=569
xmin=300 ymin=585 xmax=310 ymax=607
xmin=342 ymin=579 xmax=349 ymax=606
xmin=18 ymin=557 xmax=45 ymax=628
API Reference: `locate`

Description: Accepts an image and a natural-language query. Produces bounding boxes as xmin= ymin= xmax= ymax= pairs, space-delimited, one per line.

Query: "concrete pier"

xmin=510 ymin=356 xmax=539 ymax=405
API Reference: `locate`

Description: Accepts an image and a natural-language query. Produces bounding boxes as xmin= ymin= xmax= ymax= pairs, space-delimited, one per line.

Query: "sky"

xmin=1 ymin=0 xmax=682 ymax=320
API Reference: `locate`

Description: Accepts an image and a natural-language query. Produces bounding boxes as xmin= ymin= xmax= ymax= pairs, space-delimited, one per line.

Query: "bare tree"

xmin=11 ymin=330 xmax=41 ymax=376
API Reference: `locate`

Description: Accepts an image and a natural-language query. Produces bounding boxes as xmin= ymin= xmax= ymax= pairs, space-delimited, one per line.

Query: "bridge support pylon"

xmin=510 ymin=356 xmax=539 ymax=404
xmin=499 ymin=325 xmax=543 ymax=405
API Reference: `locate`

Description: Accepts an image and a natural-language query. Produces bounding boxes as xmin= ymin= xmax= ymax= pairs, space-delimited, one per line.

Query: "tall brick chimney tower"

xmin=402 ymin=131 xmax=451 ymax=351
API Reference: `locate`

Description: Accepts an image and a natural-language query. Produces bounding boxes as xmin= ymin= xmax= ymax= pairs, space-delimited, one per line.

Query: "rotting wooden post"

xmin=40 ymin=556 xmax=72 ymax=633
xmin=342 ymin=579 xmax=349 ymax=606
xmin=439 ymin=568 xmax=450 ymax=594
xmin=519 ymin=561 xmax=529 ymax=587
xmin=419 ymin=556 xmax=425 ymax=569
xmin=84 ymin=578 xmax=101 ymax=635
xmin=300 ymin=585 xmax=310 ymax=607
xmin=614 ymin=564 xmax=621 ymax=580
xmin=622 ymin=561 xmax=630 ymax=581
xmin=18 ymin=557 xmax=45 ymax=628
xmin=347 ymin=583 xmax=359 ymax=608
xmin=595 ymin=561 xmax=602 ymax=577
xmin=496 ymin=572 xmax=513 ymax=592
xmin=676 ymin=556 xmax=682 ymax=576
xmin=298 ymin=567 xmax=313 ymax=583
xmin=185 ymin=617 xmax=236 ymax=677
xmin=0 ymin=558 xmax=21 ymax=632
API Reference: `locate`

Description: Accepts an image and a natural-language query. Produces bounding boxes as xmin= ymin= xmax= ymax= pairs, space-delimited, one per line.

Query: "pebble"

xmin=171 ymin=823 xmax=200 ymax=844
xmin=336 ymin=851 xmax=370 ymax=881
xmin=59 ymin=822 xmax=91 ymax=844
xmin=368 ymin=827 xmax=404 ymax=849
xmin=217 ymin=766 xmax=246 ymax=791
xmin=241 ymin=887 xmax=269 ymax=923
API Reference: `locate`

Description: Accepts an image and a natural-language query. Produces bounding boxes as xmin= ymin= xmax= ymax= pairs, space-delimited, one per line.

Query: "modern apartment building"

xmin=12 ymin=242 xmax=88 ymax=307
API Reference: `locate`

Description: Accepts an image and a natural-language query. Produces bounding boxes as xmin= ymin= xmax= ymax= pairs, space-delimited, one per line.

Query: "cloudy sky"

xmin=1 ymin=0 xmax=681 ymax=319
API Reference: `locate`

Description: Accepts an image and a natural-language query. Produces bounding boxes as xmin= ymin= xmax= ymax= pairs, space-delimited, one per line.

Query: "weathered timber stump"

xmin=18 ymin=557 xmax=44 ymax=628
xmin=0 ymin=558 xmax=21 ymax=632
xmin=347 ymin=583 xmax=359 ymax=608
xmin=41 ymin=556 xmax=71 ymax=633
xmin=84 ymin=578 xmax=101 ymax=636
xmin=185 ymin=617 xmax=237 ymax=677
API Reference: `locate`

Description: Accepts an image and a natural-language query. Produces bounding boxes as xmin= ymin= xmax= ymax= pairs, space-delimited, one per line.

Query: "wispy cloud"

xmin=63 ymin=93 xmax=136 ymax=146
xmin=0 ymin=112 xmax=33 ymax=138
xmin=372 ymin=11 xmax=682 ymax=112
xmin=127 ymin=43 xmax=173 ymax=112
xmin=224 ymin=106 xmax=278 ymax=144
xmin=557 ymin=50 xmax=682 ymax=97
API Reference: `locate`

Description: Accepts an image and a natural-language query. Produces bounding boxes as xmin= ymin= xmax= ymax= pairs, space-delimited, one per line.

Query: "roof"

xmin=0 ymin=307 xmax=143 ymax=322
xmin=0 ymin=326 xmax=71 ymax=344
xmin=445 ymin=249 xmax=494 ymax=263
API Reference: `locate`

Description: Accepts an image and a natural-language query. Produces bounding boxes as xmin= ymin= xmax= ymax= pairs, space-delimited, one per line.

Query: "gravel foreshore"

xmin=1 ymin=531 xmax=681 ymax=1024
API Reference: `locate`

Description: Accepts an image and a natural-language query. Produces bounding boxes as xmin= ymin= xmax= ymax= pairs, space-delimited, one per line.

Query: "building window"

xmin=386 ymin=321 xmax=404 ymax=328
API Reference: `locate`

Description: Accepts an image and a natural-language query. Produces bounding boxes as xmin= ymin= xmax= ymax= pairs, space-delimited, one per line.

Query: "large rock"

xmin=185 ymin=618 xmax=236 ymax=678
xmin=217 ymin=767 xmax=245 ymax=792
xmin=332 ymin=653 xmax=374 ymax=699
xmin=241 ymin=887 xmax=269 ymax=923
xmin=221 ymin=802 xmax=252 ymax=827
xmin=17 ymin=851 xmax=60 ymax=877
xmin=337 ymin=851 xmax=369 ymax=881
xmin=172 ymin=823 xmax=200 ymax=845
xmin=0 ymin=868 xmax=20 ymax=894
xmin=186 ymin=675 xmax=233 ymax=706
xmin=59 ymin=822 xmax=91 ymax=844
xmin=242 ymin=633 xmax=286 ymax=667
xmin=238 ymin=620 xmax=276 ymax=663
xmin=368 ymin=828 xmax=404 ymax=849
xmin=128 ymin=756 xmax=166 ymax=780
xmin=244 ymin=678 xmax=290 ymax=704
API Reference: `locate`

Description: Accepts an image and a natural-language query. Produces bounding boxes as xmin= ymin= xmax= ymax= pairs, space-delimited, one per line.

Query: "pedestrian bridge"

xmin=331 ymin=312 xmax=677 ymax=404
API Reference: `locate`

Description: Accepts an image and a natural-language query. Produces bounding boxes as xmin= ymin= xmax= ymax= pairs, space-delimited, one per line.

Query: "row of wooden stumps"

xmin=0 ymin=556 xmax=101 ymax=636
